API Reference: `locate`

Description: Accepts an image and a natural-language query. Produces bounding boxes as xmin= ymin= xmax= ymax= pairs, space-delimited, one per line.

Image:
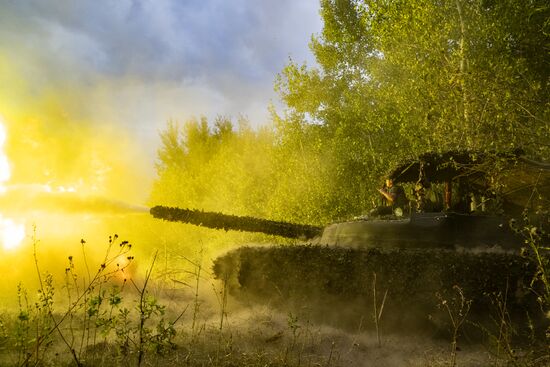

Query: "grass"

xmin=0 ymin=231 xmax=548 ymax=367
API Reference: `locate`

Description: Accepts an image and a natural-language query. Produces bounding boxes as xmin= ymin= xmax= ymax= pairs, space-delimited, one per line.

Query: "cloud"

xmin=1 ymin=0 xmax=321 ymax=120
xmin=0 ymin=0 xmax=322 ymax=198
xmin=0 ymin=1 xmax=321 ymax=82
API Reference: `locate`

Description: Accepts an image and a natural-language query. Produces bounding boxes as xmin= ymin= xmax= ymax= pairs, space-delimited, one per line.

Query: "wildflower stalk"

xmin=133 ymin=250 xmax=158 ymax=367
xmin=21 ymin=234 xmax=132 ymax=367
xmin=31 ymin=228 xmax=83 ymax=367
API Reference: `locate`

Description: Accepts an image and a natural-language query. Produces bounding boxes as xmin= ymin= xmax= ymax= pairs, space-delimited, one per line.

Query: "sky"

xmin=0 ymin=0 xmax=322 ymax=203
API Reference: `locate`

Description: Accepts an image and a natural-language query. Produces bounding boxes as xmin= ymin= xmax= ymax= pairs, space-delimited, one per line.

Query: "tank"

xmin=149 ymin=207 xmax=521 ymax=250
xmin=150 ymin=150 xmax=549 ymax=335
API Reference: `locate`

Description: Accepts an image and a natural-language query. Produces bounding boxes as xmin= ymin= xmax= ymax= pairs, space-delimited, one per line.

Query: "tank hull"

xmin=213 ymin=245 xmax=543 ymax=336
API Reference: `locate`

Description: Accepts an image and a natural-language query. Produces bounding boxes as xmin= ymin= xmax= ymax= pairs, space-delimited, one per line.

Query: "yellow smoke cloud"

xmin=0 ymin=54 xmax=157 ymax=299
xmin=0 ymin=55 xmax=151 ymax=203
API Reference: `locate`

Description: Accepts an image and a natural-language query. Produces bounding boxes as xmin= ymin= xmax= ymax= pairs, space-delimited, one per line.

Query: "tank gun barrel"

xmin=150 ymin=205 xmax=322 ymax=239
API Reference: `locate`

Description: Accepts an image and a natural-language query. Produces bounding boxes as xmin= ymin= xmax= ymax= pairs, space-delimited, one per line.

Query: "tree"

xmin=272 ymin=0 xmax=549 ymax=219
xmin=152 ymin=0 xmax=549 ymax=229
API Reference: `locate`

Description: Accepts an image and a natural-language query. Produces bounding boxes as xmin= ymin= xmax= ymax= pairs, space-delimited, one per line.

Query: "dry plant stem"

xmin=193 ymin=259 xmax=201 ymax=340
xmin=326 ymin=341 xmax=335 ymax=367
xmin=218 ymin=273 xmax=229 ymax=327
xmin=528 ymin=231 xmax=550 ymax=295
xmin=81 ymin=240 xmax=91 ymax=284
xmin=524 ymin=173 xmax=550 ymax=298
xmin=16 ymin=284 xmax=30 ymax=366
xmin=440 ymin=286 xmax=471 ymax=367
xmin=214 ymin=275 xmax=229 ymax=363
xmin=134 ymin=249 xmax=158 ymax=367
xmin=448 ymin=313 xmax=458 ymax=366
xmin=63 ymin=272 xmax=76 ymax=352
xmin=91 ymin=282 xmax=107 ymax=352
xmin=67 ymin=256 xmax=81 ymax=354
xmin=496 ymin=281 xmax=508 ymax=363
xmin=373 ymin=272 xmax=388 ymax=348
xmin=347 ymin=316 xmax=364 ymax=355
xmin=181 ymin=247 xmax=204 ymax=340
xmin=218 ymin=278 xmax=228 ymax=334
xmin=80 ymin=238 xmax=111 ymax=356
xmin=79 ymin=239 xmax=93 ymax=357
xmin=494 ymin=281 xmax=522 ymax=367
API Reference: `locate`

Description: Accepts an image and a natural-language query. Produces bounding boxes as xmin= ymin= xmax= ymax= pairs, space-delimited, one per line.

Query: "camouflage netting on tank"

xmin=150 ymin=206 xmax=322 ymax=239
xmin=388 ymin=149 xmax=550 ymax=217
xmin=388 ymin=149 xmax=524 ymax=184
xmin=213 ymin=245 xmax=545 ymax=335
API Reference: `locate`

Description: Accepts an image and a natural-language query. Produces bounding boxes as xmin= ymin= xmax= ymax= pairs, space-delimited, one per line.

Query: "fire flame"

xmin=0 ymin=123 xmax=10 ymax=183
xmin=0 ymin=119 xmax=26 ymax=250
xmin=0 ymin=216 xmax=25 ymax=250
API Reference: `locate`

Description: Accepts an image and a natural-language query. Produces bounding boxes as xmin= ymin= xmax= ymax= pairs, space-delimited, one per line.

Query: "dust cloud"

xmin=145 ymin=285 xmax=496 ymax=367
